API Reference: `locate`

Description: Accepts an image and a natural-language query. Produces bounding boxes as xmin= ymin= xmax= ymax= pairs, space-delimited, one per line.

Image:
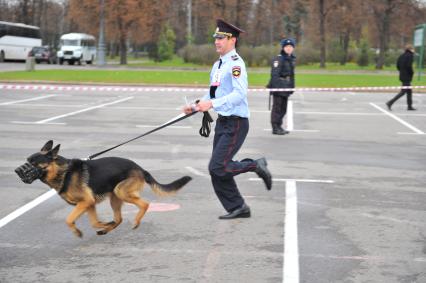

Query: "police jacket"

xmin=397 ymin=50 xmax=414 ymax=83
xmin=268 ymin=51 xmax=296 ymax=97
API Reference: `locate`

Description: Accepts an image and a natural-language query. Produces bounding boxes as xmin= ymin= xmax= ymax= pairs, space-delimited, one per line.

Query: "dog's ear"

xmin=50 ymin=144 xmax=61 ymax=159
xmin=41 ymin=140 xmax=54 ymax=153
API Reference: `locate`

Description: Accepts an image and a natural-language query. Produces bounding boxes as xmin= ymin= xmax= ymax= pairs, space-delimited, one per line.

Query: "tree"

xmin=157 ymin=24 xmax=176 ymax=61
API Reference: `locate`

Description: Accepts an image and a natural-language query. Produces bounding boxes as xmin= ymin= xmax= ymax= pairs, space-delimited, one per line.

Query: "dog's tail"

xmin=143 ymin=170 xmax=191 ymax=196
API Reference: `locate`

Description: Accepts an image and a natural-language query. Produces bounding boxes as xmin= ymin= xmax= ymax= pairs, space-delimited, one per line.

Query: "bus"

xmin=57 ymin=33 xmax=96 ymax=65
xmin=0 ymin=21 xmax=42 ymax=62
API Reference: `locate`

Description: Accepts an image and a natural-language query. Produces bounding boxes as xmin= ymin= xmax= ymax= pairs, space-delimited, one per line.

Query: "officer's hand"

xmin=195 ymin=100 xmax=213 ymax=112
xmin=182 ymin=105 xmax=193 ymax=114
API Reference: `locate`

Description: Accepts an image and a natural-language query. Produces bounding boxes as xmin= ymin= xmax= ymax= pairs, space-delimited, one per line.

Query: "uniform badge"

xmin=273 ymin=61 xmax=279 ymax=68
xmin=232 ymin=66 xmax=241 ymax=78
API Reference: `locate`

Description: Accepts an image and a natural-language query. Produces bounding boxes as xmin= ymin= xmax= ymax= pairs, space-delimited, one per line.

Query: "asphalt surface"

xmin=0 ymin=84 xmax=425 ymax=283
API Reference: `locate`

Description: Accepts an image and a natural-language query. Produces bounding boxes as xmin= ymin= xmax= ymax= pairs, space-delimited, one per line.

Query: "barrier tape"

xmin=0 ymin=83 xmax=425 ymax=92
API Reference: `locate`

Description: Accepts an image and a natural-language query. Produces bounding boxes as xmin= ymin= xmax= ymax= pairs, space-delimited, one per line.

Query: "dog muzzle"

xmin=15 ymin=163 xmax=44 ymax=184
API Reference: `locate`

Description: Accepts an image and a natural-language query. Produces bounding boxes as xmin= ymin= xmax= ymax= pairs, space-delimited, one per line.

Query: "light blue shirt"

xmin=203 ymin=49 xmax=249 ymax=118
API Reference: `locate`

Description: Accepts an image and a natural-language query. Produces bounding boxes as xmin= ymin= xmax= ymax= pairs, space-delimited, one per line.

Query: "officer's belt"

xmin=218 ymin=114 xmax=245 ymax=120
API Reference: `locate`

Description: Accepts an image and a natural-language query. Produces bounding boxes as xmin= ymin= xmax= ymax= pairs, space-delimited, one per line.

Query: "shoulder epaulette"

xmin=231 ymin=55 xmax=239 ymax=61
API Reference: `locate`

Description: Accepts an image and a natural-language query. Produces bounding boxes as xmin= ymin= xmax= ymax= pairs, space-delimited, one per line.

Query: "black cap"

xmin=213 ymin=19 xmax=245 ymax=39
xmin=280 ymin=38 xmax=296 ymax=47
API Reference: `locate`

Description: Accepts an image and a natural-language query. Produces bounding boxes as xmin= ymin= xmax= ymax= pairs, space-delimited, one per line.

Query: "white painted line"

xmin=397 ymin=132 xmax=425 ymax=135
xmin=0 ymin=94 xmax=57 ymax=106
xmin=291 ymin=129 xmax=320 ymax=133
xmin=287 ymin=101 xmax=294 ymax=131
xmin=263 ymin=129 xmax=319 ymax=133
xmin=369 ymin=103 xmax=425 ymax=135
xmin=249 ymin=178 xmax=335 ymax=184
xmin=34 ymin=96 xmax=133 ymax=124
xmin=296 ymin=111 xmax=382 ymax=116
xmin=136 ymin=125 xmax=192 ymax=129
xmin=11 ymin=121 xmax=66 ymax=125
xmin=0 ymin=189 xmax=56 ymax=229
xmin=185 ymin=166 xmax=208 ymax=177
xmin=283 ymin=180 xmax=299 ymax=283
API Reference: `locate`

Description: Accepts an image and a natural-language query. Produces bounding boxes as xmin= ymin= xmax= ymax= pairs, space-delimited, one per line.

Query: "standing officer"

xmin=267 ymin=38 xmax=296 ymax=135
xmin=183 ymin=19 xmax=272 ymax=219
xmin=386 ymin=44 xmax=416 ymax=111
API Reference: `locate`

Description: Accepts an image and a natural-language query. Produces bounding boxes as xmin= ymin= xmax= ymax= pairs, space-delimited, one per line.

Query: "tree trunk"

xmin=340 ymin=29 xmax=350 ymax=65
xmin=319 ymin=0 xmax=326 ymax=68
xmin=375 ymin=14 xmax=390 ymax=69
xmin=119 ymin=34 xmax=127 ymax=65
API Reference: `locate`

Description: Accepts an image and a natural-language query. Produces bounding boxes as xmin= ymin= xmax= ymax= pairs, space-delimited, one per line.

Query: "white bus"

xmin=0 ymin=21 xmax=42 ymax=62
xmin=57 ymin=33 xmax=96 ymax=65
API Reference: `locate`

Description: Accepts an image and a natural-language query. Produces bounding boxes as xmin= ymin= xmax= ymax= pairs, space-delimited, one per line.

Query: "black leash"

xmin=88 ymin=111 xmax=200 ymax=160
xmin=88 ymin=107 xmax=214 ymax=160
xmin=199 ymin=111 xmax=213 ymax=137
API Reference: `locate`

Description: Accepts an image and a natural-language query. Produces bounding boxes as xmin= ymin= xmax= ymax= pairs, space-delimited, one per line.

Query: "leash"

xmin=88 ymin=111 xmax=200 ymax=160
xmin=87 ymin=103 xmax=214 ymax=160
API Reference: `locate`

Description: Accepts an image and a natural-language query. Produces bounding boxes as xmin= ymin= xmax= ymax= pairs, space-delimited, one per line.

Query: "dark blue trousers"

xmin=208 ymin=116 xmax=257 ymax=212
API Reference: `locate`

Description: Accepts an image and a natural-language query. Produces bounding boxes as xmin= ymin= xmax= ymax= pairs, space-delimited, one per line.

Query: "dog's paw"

xmin=74 ymin=229 xmax=83 ymax=238
xmin=97 ymin=230 xmax=108 ymax=235
xmin=132 ymin=223 xmax=140 ymax=230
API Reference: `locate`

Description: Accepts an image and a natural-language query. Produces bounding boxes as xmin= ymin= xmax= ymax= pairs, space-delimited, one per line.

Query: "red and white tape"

xmin=0 ymin=83 xmax=425 ymax=92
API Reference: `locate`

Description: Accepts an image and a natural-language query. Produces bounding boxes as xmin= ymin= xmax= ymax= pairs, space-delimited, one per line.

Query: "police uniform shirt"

xmin=203 ymin=49 xmax=249 ymax=118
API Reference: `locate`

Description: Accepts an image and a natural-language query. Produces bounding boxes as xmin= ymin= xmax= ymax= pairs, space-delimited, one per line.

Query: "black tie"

xmin=210 ymin=59 xmax=222 ymax=99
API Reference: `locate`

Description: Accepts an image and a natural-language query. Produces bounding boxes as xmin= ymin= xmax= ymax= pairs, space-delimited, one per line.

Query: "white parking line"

xmin=13 ymin=97 xmax=133 ymax=124
xmin=283 ymin=180 xmax=299 ymax=283
xmin=286 ymin=101 xmax=294 ymax=131
xmin=0 ymin=94 xmax=57 ymax=106
xmin=0 ymin=189 xmax=56 ymax=229
xmin=249 ymin=178 xmax=334 ymax=183
xmin=369 ymin=102 xmax=425 ymax=135
xmin=137 ymin=125 xmax=192 ymax=129
xmin=263 ymin=129 xmax=319 ymax=133
xmin=185 ymin=166 xmax=208 ymax=177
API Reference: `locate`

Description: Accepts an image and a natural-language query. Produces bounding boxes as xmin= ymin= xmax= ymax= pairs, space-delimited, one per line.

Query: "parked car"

xmin=28 ymin=46 xmax=56 ymax=64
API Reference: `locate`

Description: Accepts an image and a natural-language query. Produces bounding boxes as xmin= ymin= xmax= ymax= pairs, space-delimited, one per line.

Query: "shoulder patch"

xmin=232 ymin=66 xmax=241 ymax=78
xmin=231 ymin=55 xmax=239 ymax=61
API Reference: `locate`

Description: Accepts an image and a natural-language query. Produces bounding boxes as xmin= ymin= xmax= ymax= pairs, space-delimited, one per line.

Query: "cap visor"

xmin=213 ymin=34 xmax=226 ymax=39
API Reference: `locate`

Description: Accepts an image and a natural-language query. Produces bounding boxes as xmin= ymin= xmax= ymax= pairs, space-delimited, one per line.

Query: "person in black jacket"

xmin=386 ymin=45 xmax=416 ymax=111
xmin=268 ymin=38 xmax=296 ymax=135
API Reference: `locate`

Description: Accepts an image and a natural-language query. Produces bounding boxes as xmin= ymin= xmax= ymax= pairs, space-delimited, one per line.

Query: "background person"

xmin=183 ymin=19 xmax=272 ymax=220
xmin=267 ymin=38 xmax=296 ymax=135
xmin=386 ymin=44 xmax=416 ymax=111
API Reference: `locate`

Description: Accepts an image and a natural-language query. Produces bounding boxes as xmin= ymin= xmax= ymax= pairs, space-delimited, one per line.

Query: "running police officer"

xmin=183 ymin=19 xmax=272 ymax=219
xmin=267 ymin=38 xmax=296 ymax=135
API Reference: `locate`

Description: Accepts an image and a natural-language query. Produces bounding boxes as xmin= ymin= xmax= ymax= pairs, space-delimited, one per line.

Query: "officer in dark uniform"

xmin=267 ymin=38 xmax=296 ymax=135
xmin=183 ymin=19 xmax=272 ymax=219
xmin=386 ymin=44 xmax=416 ymax=111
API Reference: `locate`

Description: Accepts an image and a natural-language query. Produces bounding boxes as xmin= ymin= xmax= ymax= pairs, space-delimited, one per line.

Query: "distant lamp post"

xmin=97 ymin=0 xmax=106 ymax=66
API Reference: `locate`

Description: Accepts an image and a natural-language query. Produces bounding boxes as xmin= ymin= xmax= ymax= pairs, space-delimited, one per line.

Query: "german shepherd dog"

xmin=15 ymin=140 xmax=191 ymax=238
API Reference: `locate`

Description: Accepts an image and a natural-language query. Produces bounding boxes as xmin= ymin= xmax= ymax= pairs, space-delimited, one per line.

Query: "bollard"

xmin=25 ymin=56 xmax=35 ymax=71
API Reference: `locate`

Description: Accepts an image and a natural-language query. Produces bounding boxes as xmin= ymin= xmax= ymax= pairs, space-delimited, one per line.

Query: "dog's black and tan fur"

xmin=18 ymin=140 xmax=191 ymax=238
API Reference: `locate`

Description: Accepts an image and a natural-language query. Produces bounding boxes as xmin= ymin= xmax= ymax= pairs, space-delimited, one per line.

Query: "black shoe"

xmin=219 ymin=203 xmax=251 ymax=219
xmin=255 ymin=158 xmax=272 ymax=190
xmin=272 ymin=126 xmax=289 ymax=135
xmin=408 ymin=106 xmax=417 ymax=111
xmin=386 ymin=102 xmax=392 ymax=111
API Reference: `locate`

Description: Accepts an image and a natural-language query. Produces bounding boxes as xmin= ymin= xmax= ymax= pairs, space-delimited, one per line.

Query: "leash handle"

xmin=88 ymin=111 xmax=198 ymax=160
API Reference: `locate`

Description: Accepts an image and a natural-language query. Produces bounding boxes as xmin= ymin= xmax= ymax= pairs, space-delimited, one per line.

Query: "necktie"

xmin=210 ymin=59 xmax=222 ymax=99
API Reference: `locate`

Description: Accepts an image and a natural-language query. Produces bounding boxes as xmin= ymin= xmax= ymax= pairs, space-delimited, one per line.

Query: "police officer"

xmin=268 ymin=38 xmax=296 ymax=135
xmin=183 ymin=19 xmax=272 ymax=219
xmin=386 ymin=44 xmax=416 ymax=111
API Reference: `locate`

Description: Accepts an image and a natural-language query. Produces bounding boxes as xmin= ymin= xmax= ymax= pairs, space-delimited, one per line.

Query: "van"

xmin=57 ymin=33 xmax=96 ymax=65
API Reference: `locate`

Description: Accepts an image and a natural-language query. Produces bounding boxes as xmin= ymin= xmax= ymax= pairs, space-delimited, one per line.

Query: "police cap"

xmin=280 ymin=38 xmax=296 ymax=48
xmin=213 ymin=19 xmax=245 ymax=39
